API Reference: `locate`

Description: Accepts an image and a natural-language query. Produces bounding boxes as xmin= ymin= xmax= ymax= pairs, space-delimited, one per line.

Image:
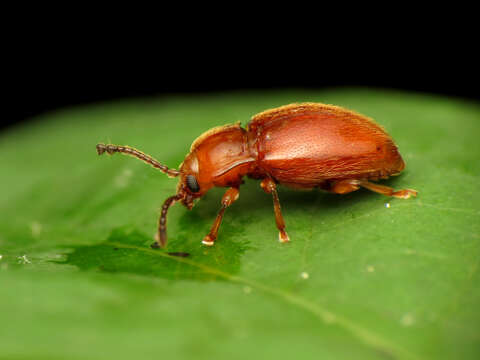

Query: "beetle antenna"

xmin=152 ymin=193 xmax=183 ymax=248
xmin=96 ymin=143 xmax=180 ymax=178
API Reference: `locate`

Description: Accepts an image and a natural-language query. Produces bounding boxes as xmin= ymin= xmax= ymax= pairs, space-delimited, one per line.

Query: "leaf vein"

xmin=105 ymin=240 xmax=422 ymax=360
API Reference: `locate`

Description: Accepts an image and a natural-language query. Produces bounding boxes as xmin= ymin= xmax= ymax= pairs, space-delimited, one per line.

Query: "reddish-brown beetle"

xmin=96 ymin=103 xmax=417 ymax=248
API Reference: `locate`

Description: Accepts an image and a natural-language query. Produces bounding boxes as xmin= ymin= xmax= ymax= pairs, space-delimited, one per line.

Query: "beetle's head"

xmin=150 ymin=148 xmax=218 ymax=248
xmin=173 ymin=123 xmax=249 ymax=210
xmin=175 ymin=151 xmax=213 ymax=210
xmin=149 ymin=150 xmax=211 ymax=248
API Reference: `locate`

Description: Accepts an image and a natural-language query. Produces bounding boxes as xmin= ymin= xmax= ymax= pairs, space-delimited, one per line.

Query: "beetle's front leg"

xmin=260 ymin=178 xmax=290 ymax=243
xmin=202 ymin=187 xmax=240 ymax=246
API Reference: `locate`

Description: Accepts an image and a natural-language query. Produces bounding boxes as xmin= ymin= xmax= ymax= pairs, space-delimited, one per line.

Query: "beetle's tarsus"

xmin=202 ymin=235 xmax=215 ymax=246
xmin=279 ymin=230 xmax=290 ymax=243
xmin=392 ymin=189 xmax=418 ymax=199
xmin=358 ymin=180 xmax=418 ymax=199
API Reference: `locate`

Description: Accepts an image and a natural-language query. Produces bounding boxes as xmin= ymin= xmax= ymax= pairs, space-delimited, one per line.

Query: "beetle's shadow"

xmin=59 ymin=187 xmax=252 ymax=281
xmin=59 ymin=176 xmax=406 ymax=281
xmin=60 ymin=218 xmax=251 ymax=282
xmin=227 ymin=175 xmax=408 ymax=216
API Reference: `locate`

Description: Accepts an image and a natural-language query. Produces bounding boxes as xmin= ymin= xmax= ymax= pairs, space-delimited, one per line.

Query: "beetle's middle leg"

xmin=202 ymin=187 xmax=239 ymax=246
xmin=260 ymin=178 xmax=290 ymax=243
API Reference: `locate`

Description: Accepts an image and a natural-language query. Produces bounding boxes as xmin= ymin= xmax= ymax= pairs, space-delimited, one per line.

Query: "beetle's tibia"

xmin=279 ymin=230 xmax=290 ymax=243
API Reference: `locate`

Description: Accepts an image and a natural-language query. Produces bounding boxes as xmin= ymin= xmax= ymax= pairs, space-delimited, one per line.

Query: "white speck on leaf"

xmin=30 ymin=221 xmax=42 ymax=237
xmin=17 ymin=255 xmax=31 ymax=264
xmin=400 ymin=313 xmax=415 ymax=326
xmin=324 ymin=313 xmax=336 ymax=324
xmin=366 ymin=265 xmax=375 ymax=273
xmin=300 ymin=272 xmax=309 ymax=279
xmin=114 ymin=168 xmax=133 ymax=188
xmin=385 ymin=203 xmax=391 ymax=208
xmin=0 ymin=254 xmax=3 ymax=260
xmin=243 ymin=286 xmax=252 ymax=294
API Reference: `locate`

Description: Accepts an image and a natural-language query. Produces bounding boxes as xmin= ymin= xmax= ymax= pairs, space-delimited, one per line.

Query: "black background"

xmin=4 ymin=19 xmax=478 ymax=131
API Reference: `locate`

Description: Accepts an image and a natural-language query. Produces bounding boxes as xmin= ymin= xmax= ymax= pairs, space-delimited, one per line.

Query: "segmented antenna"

xmin=96 ymin=143 xmax=180 ymax=178
xmin=152 ymin=193 xmax=183 ymax=248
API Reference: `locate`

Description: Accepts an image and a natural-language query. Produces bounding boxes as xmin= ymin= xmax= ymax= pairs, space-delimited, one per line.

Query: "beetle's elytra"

xmin=96 ymin=103 xmax=417 ymax=248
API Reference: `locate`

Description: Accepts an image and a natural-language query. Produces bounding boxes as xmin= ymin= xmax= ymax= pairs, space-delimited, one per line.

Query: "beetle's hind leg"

xmin=260 ymin=178 xmax=290 ymax=243
xmin=358 ymin=180 xmax=417 ymax=199
xmin=330 ymin=179 xmax=417 ymax=199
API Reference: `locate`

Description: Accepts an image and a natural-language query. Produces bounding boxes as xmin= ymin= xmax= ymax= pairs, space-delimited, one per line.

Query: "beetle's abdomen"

xmin=247 ymin=103 xmax=405 ymax=187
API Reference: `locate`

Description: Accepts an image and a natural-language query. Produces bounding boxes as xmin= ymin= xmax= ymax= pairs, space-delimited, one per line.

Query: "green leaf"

xmin=1 ymin=89 xmax=479 ymax=360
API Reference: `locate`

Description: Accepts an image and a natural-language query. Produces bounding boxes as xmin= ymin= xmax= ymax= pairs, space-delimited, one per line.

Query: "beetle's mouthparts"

xmin=152 ymin=193 xmax=183 ymax=248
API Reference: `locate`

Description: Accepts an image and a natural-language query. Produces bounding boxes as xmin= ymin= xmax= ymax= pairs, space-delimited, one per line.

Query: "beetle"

xmin=96 ymin=102 xmax=417 ymax=248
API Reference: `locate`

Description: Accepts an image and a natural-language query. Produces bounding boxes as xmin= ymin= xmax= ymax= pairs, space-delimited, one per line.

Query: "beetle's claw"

xmin=392 ymin=189 xmax=418 ymax=199
xmin=202 ymin=235 xmax=215 ymax=246
xmin=279 ymin=230 xmax=290 ymax=243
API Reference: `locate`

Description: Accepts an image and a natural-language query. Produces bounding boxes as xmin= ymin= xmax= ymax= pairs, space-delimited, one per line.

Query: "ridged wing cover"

xmin=247 ymin=103 xmax=405 ymax=186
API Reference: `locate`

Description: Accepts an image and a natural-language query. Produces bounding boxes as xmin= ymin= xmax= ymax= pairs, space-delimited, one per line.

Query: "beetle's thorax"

xmin=177 ymin=124 xmax=256 ymax=204
xmin=194 ymin=124 xmax=255 ymax=186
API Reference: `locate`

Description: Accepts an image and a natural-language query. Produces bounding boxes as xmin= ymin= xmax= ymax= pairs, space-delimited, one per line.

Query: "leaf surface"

xmin=1 ymin=89 xmax=479 ymax=360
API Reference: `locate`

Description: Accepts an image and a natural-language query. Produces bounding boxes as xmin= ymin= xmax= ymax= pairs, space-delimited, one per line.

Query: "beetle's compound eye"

xmin=186 ymin=175 xmax=200 ymax=193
